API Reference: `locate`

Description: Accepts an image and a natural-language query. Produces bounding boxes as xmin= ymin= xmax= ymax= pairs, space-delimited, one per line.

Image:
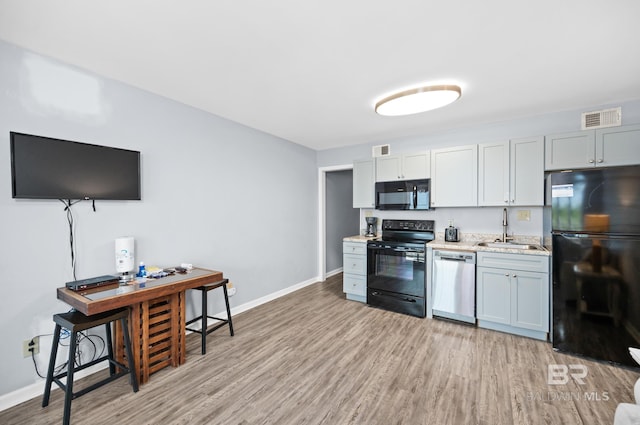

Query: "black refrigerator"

xmin=551 ymin=165 xmax=640 ymax=368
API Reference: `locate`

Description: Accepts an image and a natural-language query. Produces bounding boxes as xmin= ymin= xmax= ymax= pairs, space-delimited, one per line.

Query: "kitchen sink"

xmin=476 ymin=241 xmax=545 ymax=251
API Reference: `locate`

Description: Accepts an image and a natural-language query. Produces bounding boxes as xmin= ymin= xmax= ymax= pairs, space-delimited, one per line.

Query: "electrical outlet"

xmin=516 ymin=210 xmax=531 ymax=221
xmin=227 ymin=283 xmax=236 ymax=297
xmin=23 ymin=337 xmax=40 ymax=357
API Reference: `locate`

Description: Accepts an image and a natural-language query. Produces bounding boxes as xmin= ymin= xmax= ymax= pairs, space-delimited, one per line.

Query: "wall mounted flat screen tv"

xmin=10 ymin=132 xmax=141 ymax=200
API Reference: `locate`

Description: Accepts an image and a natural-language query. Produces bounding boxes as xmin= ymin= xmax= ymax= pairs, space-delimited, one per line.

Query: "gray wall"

xmin=325 ymin=170 xmax=358 ymax=272
xmin=0 ymin=40 xmax=318 ymax=396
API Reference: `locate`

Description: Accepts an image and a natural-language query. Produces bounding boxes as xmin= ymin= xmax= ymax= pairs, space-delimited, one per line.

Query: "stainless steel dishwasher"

xmin=432 ymin=250 xmax=476 ymax=324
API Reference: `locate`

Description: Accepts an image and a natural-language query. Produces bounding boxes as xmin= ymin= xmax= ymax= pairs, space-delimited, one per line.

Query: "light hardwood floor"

xmin=2 ymin=273 xmax=639 ymax=424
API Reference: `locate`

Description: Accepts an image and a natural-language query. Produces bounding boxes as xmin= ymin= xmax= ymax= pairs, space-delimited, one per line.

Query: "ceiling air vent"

xmin=581 ymin=107 xmax=622 ymax=130
xmin=372 ymin=144 xmax=390 ymax=157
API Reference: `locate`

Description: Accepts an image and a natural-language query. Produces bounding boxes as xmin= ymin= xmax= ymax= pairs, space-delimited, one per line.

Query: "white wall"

xmin=0 ymin=40 xmax=318 ymax=396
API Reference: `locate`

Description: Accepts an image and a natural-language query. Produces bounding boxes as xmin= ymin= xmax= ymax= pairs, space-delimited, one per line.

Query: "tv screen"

xmin=10 ymin=132 xmax=141 ymax=200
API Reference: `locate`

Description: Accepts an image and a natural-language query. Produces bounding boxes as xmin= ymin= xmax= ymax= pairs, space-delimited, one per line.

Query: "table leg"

xmin=179 ymin=290 xmax=186 ymax=365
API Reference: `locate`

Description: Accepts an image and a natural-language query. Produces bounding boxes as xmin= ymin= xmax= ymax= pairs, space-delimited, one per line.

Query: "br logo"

xmin=548 ymin=364 xmax=588 ymax=385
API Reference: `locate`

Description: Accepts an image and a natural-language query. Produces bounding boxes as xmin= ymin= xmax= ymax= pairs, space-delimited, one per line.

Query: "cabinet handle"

xmin=598 ymin=158 xmax=604 ymax=163
xmin=512 ymin=274 xmax=517 ymax=278
xmin=505 ymin=273 xmax=509 ymax=277
xmin=589 ymin=159 xmax=595 ymax=163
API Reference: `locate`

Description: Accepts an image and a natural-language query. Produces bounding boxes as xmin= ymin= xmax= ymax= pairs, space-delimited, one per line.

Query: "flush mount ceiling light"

xmin=375 ymin=84 xmax=462 ymax=116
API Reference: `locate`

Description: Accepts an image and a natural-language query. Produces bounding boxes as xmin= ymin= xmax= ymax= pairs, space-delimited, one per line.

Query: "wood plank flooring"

xmin=2 ymin=273 xmax=639 ymax=424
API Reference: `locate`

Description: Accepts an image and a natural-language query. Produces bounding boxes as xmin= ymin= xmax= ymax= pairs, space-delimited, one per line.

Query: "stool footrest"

xmin=186 ymin=316 xmax=230 ymax=335
xmin=53 ymin=367 xmax=132 ymax=400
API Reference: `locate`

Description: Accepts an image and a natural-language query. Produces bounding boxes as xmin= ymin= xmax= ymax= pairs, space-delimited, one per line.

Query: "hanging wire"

xmin=60 ymin=199 xmax=80 ymax=280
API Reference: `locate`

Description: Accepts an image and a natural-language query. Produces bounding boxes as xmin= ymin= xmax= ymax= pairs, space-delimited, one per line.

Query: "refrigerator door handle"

xmin=555 ymin=232 xmax=640 ymax=240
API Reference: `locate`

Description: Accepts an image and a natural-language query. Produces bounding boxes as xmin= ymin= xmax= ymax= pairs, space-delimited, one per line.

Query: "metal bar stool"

xmin=42 ymin=307 xmax=139 ymax=425
xmin=185 ymin=278 xmax=234 ymax=354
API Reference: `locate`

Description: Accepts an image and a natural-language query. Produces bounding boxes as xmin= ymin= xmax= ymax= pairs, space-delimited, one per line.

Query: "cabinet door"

xmin=402 ymin=151 xmax=430 ymax=180
xmin=510 ymin=136 xmax=544 ymax=206
xmin=353 ymin=159 xmax=374 ymax=208
xmin=545 ymin=131 xmax=595 ymax=170
xmin=596 ymin=124 xmax=640 ymax=167
xmin=430 ymin=144 xmax=478 ymax=207
xmin=375 ymin=156 xmax=401 ymax=182
xmin=478 ymin=141 xmax=509 ymax=206
xmin=476 ymin=266 xmax=511 ymax=325
xmin=511 ymin=270 xmax=549 ymax=332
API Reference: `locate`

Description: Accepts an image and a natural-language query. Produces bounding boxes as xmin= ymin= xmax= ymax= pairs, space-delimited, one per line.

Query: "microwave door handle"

xmin=413 ymin=185 xmax=417 ymax=209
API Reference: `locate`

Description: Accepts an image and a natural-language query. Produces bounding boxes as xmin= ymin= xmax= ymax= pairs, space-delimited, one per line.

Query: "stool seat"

xmin=42 ymin=307 xmax=138 ymax=425
xmin=186 ymin=278 xmax=234 ymax=354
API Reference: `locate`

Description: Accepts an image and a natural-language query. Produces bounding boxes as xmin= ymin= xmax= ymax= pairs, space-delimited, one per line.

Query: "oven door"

xmin=367 ymin=241 xmax=426 ymax=297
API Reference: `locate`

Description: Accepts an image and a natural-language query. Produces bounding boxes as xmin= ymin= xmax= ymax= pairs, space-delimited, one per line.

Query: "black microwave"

xmin=375 ymin=179 xmax=431 ymax=210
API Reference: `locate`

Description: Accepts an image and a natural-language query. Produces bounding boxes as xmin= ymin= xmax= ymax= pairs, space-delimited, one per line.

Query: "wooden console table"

xmin=57 ymin=268 xmax=224 ymax=384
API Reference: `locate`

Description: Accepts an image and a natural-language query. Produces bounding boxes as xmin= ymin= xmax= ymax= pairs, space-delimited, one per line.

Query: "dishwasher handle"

xmin=434 ymin=251 xmax=476 ymax=263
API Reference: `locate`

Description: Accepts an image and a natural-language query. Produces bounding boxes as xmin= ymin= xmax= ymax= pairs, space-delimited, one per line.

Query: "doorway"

xmin=318 ymin=164 xmax=359 ymax=281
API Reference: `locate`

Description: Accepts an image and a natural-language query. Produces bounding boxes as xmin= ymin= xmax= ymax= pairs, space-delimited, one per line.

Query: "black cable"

xmin=28 ymin=332 xmax=70 ymax=379
xmin=59 ymin=199 xmax=98 ymax=281
xmin=30 ymin=331 xmax=106 ymax=378
xmin=76 ymin=331 xmax=103 ymax=367
xmin=60 ymin=199 xmax=78 ymax=280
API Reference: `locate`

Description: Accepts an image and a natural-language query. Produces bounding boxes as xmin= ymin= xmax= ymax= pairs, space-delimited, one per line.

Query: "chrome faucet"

xmin=501 ymin=208 xmax=512 ymax=243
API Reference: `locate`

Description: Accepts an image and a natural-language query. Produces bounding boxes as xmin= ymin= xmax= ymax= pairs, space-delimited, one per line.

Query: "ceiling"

xmin=1 ymin=1 xmax=640 ymax=151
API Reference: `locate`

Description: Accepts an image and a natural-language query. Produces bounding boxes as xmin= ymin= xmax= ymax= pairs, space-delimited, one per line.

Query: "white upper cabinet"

xmin=478 ymin=141 xmax=509 ymax=206
xmin=375 ymin=152 xmax=430 ymax=182
xmin=510 ymin=136 xmax=544 ymax=206
xmin=352 ymin=159 xmax=374 ymax=208
xmin=545 ymin=124 xmax=640 ymax=170
xmin=596 ymin=124 xmax=640 ymax=168
xmin=477 ymin=137 xmax=544 ymax=207
xmin=430 ymin=144 xmax=478 ymax=207
xmin=544 ymin=131 xmax=594 ymax=170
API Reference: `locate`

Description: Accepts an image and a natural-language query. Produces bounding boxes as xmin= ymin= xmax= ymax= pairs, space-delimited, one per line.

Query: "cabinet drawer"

xmin=343 ymin=274 xmax=366 ymax=296
xmin=343 ymin=254 xmax=366 ymax=275
xmin=477 ymin=251 xmax=549 ymax=273
xmin=343 ymin=242 xmax=367 ymax=256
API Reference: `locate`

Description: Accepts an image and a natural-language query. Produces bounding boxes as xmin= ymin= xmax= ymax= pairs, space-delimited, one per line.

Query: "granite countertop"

xmin=343 ymin=235 xmax=379 ymax=243
xmin=429 ymin=232 xmax=550 ymax=256
xmin=344 ymin=233 xmax=550 ymax=256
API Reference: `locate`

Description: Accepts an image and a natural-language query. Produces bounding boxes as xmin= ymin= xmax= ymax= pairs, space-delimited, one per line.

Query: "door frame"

xmin=317 ymin=163 xmax=353 ymax=281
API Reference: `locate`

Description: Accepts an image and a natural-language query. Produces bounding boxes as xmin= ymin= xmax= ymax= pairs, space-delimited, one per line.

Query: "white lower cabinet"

xmin=343 ymin=241 xmax=367 ymax=302
xmin=476 ymin=252 xmax=550 ymax=340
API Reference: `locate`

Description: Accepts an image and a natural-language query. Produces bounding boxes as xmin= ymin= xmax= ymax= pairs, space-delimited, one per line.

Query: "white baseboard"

xmin=0 ymin=275 xmax=321 ymax=412
xmin=227 ymin=275 xmax=320 ymax=317
xmin=0 ymin=362 xmax=106 ymax=412
xmin=325 ymin=268 xmax=343 ymax=278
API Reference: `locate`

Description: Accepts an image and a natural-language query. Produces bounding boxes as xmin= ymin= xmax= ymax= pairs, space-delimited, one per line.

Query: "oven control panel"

xmin=382 ymin=219 xmax=434 ymax=232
